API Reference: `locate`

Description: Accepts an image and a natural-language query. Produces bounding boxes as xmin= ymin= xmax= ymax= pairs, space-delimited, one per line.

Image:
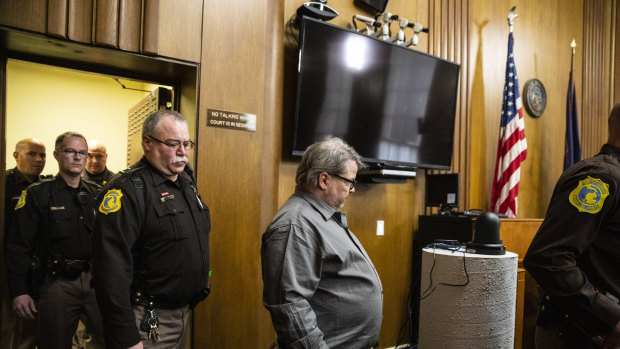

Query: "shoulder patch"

xmin=569 ymin=176 xmax=610 ymax=214
xmin=14 ymin=190 xmax=27 ymax=210
xmin=99 ymin=189 xmax=123 ymax=215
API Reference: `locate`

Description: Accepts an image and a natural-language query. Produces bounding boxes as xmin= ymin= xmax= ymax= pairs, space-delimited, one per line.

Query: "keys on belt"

xmin=147 ymin=308 xmax=160 ymax=342
xmin=139 ymin=301 xmax=160 ymax=343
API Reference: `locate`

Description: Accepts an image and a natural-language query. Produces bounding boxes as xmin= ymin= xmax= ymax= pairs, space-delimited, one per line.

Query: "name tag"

xmin=50 ymin=206 xmax=65 ymax=210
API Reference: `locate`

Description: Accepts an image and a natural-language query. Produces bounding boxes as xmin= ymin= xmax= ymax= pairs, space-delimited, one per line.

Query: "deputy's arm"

xmin=92 ymin=180 xmax=142 ymax=348
xmin=524 ymin=172 xmax=620 ymax=333
xmin=6 ymin=187 xmax=42 ymax=313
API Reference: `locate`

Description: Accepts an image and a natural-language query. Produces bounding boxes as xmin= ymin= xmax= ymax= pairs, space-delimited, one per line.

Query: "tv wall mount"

xmin=296 ymin=0 xmax=339 ymax=25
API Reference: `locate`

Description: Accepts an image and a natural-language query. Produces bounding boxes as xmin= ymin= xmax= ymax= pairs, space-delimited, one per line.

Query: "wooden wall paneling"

xmin=582 ymin=0 xmax=616 ymax=158
xmin=94 ymin=0 xmax=119 ymax=48
xmin=615 ymin=1 xmax=620 ymax=104
xmin=428 ymin=0 xmax=471 ymax=212
xmin=256 ymin=0 xmax=285 ymax=344
xmin=47 ymin=0 xmax=68 ymax=38
xmin=259 ymin=0 xmax=284 ymax=231
xmin=611 ymin=2 xmax=617 ymax=110
xmin=142 ymin=0 xmax=159 ymax=55
xmin=0 ymin=0 xmax=47 ymax=33
xmin=194 ymin=0 xmax=273 ymax=347
xmin=0 ymin=53 xmax=7 ymax=349
xmin=155 ymin=0 xmax=202 ymax=62
xmin=118 ymin=0 xmax=142 ymax=52
xmin=67 ymin=0 xmax=94 ymax=43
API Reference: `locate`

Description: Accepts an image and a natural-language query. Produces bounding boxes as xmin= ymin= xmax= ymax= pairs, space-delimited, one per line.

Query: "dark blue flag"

xmin=564 ymin=58 xmax=581 ymax=170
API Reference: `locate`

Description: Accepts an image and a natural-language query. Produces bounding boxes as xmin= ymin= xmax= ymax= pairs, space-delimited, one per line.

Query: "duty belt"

xmin=131 ymin=287 xmax=210 ymax=310
xmin=48 ymin=257 xmax=91 ymax=279
xmin=132 ymin=290 xmax=182 ymax=310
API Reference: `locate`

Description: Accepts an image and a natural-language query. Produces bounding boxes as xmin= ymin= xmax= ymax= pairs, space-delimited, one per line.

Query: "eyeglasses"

xmin=328 ymin=173 xmax=357 ymax=190
xmin=59 ymin=149 xmax=89 ymax=158
xmin=148 ymin=136 xmax=195 ymax=150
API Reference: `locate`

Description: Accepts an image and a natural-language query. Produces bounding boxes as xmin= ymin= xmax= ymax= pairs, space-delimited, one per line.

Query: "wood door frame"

xmin=0 ymin=24 xmax=201 ymax=173
xmin=0 ymin=25 xmax=200 ymax=346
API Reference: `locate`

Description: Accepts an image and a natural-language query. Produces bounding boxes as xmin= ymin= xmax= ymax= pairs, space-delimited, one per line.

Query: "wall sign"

xmin=207 ymin=109 xmax=256 ymax=132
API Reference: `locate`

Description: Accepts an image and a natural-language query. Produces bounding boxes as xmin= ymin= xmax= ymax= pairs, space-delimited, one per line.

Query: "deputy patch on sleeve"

xmin=99 ymin=189 xmax=123 ymax=215
xmin=14 ymin=190 xmax=27 ymax=210
xmin=569 ymin=176 xmax=609 ymax=214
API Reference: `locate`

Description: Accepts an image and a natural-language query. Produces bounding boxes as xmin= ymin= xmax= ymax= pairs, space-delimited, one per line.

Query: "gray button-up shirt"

xmin=261 ymin=186 xmax=383 ymax=349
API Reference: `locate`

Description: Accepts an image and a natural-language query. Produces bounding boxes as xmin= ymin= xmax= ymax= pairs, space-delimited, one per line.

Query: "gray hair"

xmin=296 ymin=137 xmax=366 ymax=189
xmin=55 ymin=132 xmax=87 ymax=150
xmin=142 ymin=110 xmax=186 ymax=139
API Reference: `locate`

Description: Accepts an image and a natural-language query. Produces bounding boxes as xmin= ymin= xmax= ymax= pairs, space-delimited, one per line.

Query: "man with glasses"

xmin=261 ymin=137 xmax=383 ymax=349
xmin=83 ymin=139 xmax=115 ymax=186
xmin=2 ymin=138 xmax=48 ymax=349
xmin=92 ymin=110 xmax=210 ymax=349
xmin=6 ymin=132 xmax=104 ymax=348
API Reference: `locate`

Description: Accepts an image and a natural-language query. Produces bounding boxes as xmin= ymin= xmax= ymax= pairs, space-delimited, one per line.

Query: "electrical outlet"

xmin=377 ymin=220 xmax=384 ymax=236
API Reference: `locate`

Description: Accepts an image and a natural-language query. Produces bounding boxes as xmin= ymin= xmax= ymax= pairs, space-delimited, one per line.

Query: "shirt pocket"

xmin=153 ymin=201 xmax=188 ymax=240
xmin=48 ymin=209 xmax=73 ymax=239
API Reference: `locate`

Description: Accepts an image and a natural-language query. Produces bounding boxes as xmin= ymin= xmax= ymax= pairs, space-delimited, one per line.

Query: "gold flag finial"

xmin=570 ymin=39 xmax=576 ymax=55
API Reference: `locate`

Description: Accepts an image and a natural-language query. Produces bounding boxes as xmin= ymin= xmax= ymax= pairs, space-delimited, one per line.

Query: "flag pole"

xmin=564 ymin=38 xmax=581 ymax=170
xmin=491 ymin=5 xmax=527 ymax=217
xmin=507 ymin=6 xmax=517 ymax=32
xmin=570 ymin=39 xmax=576 ymax=70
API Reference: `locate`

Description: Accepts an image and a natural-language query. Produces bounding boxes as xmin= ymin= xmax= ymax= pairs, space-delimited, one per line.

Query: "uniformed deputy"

xmin=83 ymin=139 xmax=115 ymax=186
xmin=6 ymin=132 xmax=104 ymax=349
xmin=92 ymin=110 xmax=210 ymax=349
xmin=524 ymin=105 xmax=620 ymax=349
xmin=2 ymin=138 xmax=47 ymax=349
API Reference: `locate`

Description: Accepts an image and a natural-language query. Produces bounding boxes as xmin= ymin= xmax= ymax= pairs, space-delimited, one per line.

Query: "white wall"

xmin=5 ymin=59 xmax=167 ymax=175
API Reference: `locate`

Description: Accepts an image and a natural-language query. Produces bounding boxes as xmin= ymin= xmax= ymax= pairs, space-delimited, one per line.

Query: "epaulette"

xmin=28 ymin=176 xmax=55 ymax=189
xmin=40 ymin=174 xmax=54 ymax=179
xmin=81 ymin=178 xmax=102 ymax=196
xmin=104 ymin=164 xmax=146 ymax=187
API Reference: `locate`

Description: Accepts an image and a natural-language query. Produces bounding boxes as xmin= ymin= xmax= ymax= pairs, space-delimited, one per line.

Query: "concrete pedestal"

xmin=418 ymin=248 xmax=518 ymax=348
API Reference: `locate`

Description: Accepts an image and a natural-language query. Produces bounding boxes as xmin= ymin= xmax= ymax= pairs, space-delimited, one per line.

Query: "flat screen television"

xmin=292 ymin=16 xmax=460 ymax=171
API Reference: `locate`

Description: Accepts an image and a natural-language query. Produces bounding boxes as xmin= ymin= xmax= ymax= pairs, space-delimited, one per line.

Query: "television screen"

xmin=292 ymin=17 xmax=460 ymax=170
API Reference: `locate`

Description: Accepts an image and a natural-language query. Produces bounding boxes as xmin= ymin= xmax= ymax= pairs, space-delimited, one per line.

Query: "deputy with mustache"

xmin=92 ymin=110 xmax=211 ymax=349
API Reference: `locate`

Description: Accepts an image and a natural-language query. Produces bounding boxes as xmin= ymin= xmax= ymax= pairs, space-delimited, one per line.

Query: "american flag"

xmin=490 ymin=32 xmax=527 ymax=218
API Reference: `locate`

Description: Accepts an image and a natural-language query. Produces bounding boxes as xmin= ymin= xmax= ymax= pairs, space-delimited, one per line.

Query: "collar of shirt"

xmin=600 ymin=143 xmax=620 ymax=159
xmin=84 ymin=168 xmax=109 ymax=178
xmin=10 ymin=167 xmax=38 ymax=186
xmin=293 ymin=185 xmax=347 ymax=227
xmin=139 ymin=157 xmax=190 ymax=189
xmin=50 ymin=175 xmax=88 ymax=194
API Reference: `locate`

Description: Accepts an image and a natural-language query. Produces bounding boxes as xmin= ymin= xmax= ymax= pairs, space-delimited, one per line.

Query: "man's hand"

xmin=12 ymin=294 xmax=37 ymax=320
xmin=128 ymin=341 xmax=143 ymax=349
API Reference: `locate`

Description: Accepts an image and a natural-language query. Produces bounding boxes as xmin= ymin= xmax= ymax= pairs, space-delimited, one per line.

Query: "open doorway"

xmin=5 ymin=58 xmax=172 ymax=175
xmin=0 ymin=28 xmax=200 ymax=349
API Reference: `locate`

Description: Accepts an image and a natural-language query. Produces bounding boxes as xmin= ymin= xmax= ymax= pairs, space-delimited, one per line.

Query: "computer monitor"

xmin=425 ymin=173 xmax=459 ymax=210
